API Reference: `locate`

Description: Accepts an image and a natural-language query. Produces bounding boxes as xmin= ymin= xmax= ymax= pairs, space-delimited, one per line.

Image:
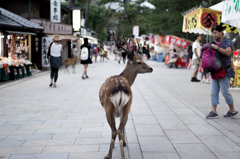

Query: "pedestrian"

xmin=93 ymin=45 xmax=99 ymax=62
xmin=117 ymin=43 xmax=122 ymax=64
xmin=191 ymin=34 xmax=202 ymax=82
xmin=113 ymin=44 xmax=118 ymax=61
xmin=150 ymin=46 xmax=157 ymax=59
xmin=77 ymin=38 xmax=92 ymax=79
xmin=99 ymin=44 xmax=105 ymax=62
xmin=206 ymin=25 xmax=238 ymax=119
xmin=71 ymin=44 xmax=77 ymax=59
xmin=121 ymin=42 xmax=127 ymax=64
xmin=104 ymin=43 xmax=108 ymax=57
xmin=187 ymin=44 xmax=193 ymax=65
xmin=45 ymin=35 xmax=62 ymax=88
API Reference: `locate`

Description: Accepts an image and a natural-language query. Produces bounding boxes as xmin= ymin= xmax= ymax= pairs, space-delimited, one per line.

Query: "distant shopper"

xmin=117 ymin=43 xmax=122 ymax=64
xmin=206 ymin=25 xmax=238 ymax=119
xmin=150 ymin=46 xmax=157 ymax=58
xmin=93 ymin=45 xmax=99 ymax=62
xmin=121 ymin=42 xmax=127 ymax=64
xmin=99 ymin=44 xmax=105 ymax=62
xmin=71 ymin=44 xmax=77 ymax=59
xmin=45 ymin=35 xmax=62 ymax=88
xmin=78 ymin=38 xmax=92 ymax=79
xmin=191 ymin=34 xmax=202 ymax=82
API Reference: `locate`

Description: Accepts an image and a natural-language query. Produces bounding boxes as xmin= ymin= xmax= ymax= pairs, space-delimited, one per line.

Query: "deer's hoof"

xmin=123 ymin=142 xmax=127 ymax=146
xmin=104 ymin=156 xmax=111 ymax=159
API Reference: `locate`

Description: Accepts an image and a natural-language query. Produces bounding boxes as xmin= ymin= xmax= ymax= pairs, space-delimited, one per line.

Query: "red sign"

xmin=166 ymin=36 xmax=189 ymax=48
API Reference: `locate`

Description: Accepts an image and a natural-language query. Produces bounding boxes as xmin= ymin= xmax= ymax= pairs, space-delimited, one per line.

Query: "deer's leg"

xmin=118 ymin=114 xmax=128 ymax=159
xmin=105 ymin=112 xmax=117 ymax=159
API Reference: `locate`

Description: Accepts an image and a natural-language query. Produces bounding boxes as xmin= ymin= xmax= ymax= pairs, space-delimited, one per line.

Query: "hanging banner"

xmin=133 ymin=26 xmax=139 ymax=37
xmin=222 ymin=0 xmax=240 ymax=28
xmin=51 ymin=0 xmax=61 ymax=23
xmin=73 ymin=10 xmax=81 ymax=31
xmin=182 ymin=8 xmax=238 ymax=34
xmin=42 ymin=37 xmax=52 ymax=67
xmin=166 ymin=36 xmax=189 ymax=48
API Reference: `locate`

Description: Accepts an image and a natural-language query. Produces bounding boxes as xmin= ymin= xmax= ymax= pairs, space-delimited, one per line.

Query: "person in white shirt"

xmin=45 ymin=35 xmax=63 ymax=87
xmin=191 ymin=34 xmax=202 ymax=82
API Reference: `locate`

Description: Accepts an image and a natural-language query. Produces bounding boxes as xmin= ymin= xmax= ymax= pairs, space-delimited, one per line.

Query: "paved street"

xmin=0 ymin=57 xmax=240 ymax=159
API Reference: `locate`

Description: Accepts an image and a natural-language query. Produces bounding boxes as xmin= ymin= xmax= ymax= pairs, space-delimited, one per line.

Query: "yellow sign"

xmin=182 ymin=8 xmax=238 ymax=34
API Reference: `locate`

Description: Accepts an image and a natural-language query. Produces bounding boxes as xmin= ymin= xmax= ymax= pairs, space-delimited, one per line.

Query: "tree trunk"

xmin=85 ymin=0 xmax=91 ymax=28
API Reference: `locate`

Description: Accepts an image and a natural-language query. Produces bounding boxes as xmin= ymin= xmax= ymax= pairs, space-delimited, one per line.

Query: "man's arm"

xmin=194 ymin=48 xmax=199 ymax=59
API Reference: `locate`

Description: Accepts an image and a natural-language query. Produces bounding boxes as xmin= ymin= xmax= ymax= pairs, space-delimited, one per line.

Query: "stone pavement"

xmin=0 ymin=57 xmax=240 ymax=159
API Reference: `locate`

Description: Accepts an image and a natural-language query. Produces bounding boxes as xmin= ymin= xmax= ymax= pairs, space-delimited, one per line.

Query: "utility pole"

xmin=28 ymin=0 xmax=31 ymax=20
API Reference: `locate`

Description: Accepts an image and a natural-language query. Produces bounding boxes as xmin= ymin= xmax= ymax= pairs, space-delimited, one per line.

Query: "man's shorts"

xmin=193 ymin=59 xmax=201 ymax=68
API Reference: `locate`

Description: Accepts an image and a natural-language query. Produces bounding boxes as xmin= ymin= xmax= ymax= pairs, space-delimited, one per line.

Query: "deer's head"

xmin=112 ymin=32 xmax=153 ymax=74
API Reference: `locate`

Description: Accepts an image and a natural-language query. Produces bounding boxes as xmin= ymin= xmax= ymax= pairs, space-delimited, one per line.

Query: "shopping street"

xmin=0 ymin=58 xmax=240 ymax=159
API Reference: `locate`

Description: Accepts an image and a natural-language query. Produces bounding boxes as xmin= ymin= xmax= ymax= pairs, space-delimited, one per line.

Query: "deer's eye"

xmin=137 ymin=62 xmax=142 ymax=65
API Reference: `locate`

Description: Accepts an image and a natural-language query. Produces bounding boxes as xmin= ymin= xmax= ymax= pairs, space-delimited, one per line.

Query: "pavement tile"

xmin=199 ymin=136 xmax=240 ymax=152
xmin=22 ymin=139 xmax=75 ymax=147
xmin=0 ymin=146 xmax=45 ymax=155
xmin=165 ymin=130 xmax=201 ymax=144
xmin=138 ymin=137 xmax=175 ymax=152
xmin=68 ymin=152 xmax=128 ymax=159
xmin=35 ymin=128 xmax=80 ymax=134
xmin=75 ymin=138 xmax=112 ymax=145
xmin=0 ymin=130 xmax=36 ymax=135
xmin=187 ymin=124 xmax=223 ymax=136
xmin=182 ymin=115 xmax=208 ymax=125
xmin=18 ymin=124 xmax=61 ymax=130
xmin=143 ymin=152 xmax=180 ymax=159
xmin=135 ymin=125 xmax=165 ymax=136
xmin=158 ymin=120 xmax=188 ymax=130
xmin=9 ymin=153 xmax=69 ymax=159
xmin=42 ymin=145 xmax=99 ymax=153
xmin=0 ymin=140 xmax=25 ymax=148
xmin=5 ymin=134 xmax=54 ymax=141
xmin=173 ymin=144 xmax=217 ymax=159
xmin=53 ymin=132 xmax=101 ymax=140
xmin=153 ymin=112 xmax=179 ymax=120
xmin=132 ymin=116 xmax=158 ymax=125
xmin=214 ymin=152 xmax=240 ymax=159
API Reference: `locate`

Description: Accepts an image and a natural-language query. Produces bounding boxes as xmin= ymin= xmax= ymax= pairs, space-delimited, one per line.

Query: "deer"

xmin=64 ymin=57 xmax=77 ymax=73
xmin=99 ymin=32 xmax=153 ymax=159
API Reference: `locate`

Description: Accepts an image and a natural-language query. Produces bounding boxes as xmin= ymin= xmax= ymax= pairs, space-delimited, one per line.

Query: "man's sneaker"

xmin=206 ymin=111 xmax=219 ymax=119
xmin=223 ymin=111 xmax=239 ymax=118
xmin=191 ymin=77 xmax=200 ymax=82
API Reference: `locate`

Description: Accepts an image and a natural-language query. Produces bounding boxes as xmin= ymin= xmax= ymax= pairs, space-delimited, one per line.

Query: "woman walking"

xmin=206 ymin=25 xmax=238 ymax=119
xmin=45 ymin=35 xmax=62 ymax=88
xmin=99 ymin=44 xmax=105 ymax=62
xmin=78 ymin=38 xmax=92 ymax=79
xmin=93 ymin=45 xmax=99 ymax=62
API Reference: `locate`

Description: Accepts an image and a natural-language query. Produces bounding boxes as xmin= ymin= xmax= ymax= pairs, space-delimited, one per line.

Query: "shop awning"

xmin=83 ymin=36 xmax=98 ymax=44
xmin=46 ymin=34 xmax=80 ymax=42
xmin=0 ymin=7 xmax=43 ymax=31
xmin=6 ymin=31 xmax=37 ymax=35
xmin=182 ymin=8 xmax=238 ymax=35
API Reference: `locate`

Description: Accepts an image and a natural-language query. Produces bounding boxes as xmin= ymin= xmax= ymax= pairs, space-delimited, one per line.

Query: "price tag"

xmin=14 ymin=69 xmax=17 ymax=75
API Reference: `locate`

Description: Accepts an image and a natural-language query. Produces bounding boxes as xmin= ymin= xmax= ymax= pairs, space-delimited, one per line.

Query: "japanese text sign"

xmin=51 ymin=0 xmax=61 ymax=23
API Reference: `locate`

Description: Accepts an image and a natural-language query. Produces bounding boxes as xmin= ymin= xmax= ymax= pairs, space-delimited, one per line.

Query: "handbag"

xmin=211 ymin=68 xmax=226 ymax=79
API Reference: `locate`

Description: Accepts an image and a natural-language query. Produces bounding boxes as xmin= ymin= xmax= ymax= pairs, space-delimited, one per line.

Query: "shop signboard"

xmin=73 ymin=9 xmax=81 ymax=31
xmin=42 ymin=37 xmax=52 ymax=67
xmin=182 ymin=8 xmax=238 ymax=34
xmin=166 ymin=36 xmax=189 ymax=48
xmin=51 ymin=0 xmax=61 ymax=23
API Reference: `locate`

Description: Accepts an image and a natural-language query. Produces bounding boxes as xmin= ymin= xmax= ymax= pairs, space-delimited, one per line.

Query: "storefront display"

xmin=231 ymin=50 xmax=240 ymax=87
xmin=0 ymin=57 xmax=32 ymax=81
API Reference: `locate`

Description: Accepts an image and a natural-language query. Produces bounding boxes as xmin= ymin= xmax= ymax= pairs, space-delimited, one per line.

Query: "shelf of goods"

xmin=0 ymin=57 xmax=32 ymax=81
xmin=231 ymin=50 xmax=240 ymax=87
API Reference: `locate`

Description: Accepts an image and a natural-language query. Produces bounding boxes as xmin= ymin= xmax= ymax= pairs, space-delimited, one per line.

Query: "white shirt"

xmin=104 ymin=45 xmax=108 ymax=51
xmin=51 ymin=43 xmax=62 ymax=57
xmin=192 ymin=41 xmax=201 ymax=60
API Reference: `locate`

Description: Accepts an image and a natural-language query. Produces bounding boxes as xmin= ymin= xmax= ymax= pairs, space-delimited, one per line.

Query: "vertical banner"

xmin=51 ymin=0 xmax=61 ymax=23
xmin=73 ymin=10 xmax=81 ymax=31
xmin=42 ymin=37 xmax=52 ymax=67
xmin=133 ymin=26 xmax=139 ymax=37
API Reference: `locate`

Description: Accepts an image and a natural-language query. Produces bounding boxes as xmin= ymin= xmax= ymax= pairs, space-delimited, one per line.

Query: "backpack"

xmin=81 ymin=46 xmax=89 ymax=60
xmin=188 ymin=45 xmax=193 ymax=59
xmin=201 ymin=41 xmax=222 ymax=71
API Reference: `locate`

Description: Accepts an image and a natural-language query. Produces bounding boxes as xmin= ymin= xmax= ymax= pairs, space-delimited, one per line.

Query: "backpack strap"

xmin=47 ymin=42 xmax=54 ymax=58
